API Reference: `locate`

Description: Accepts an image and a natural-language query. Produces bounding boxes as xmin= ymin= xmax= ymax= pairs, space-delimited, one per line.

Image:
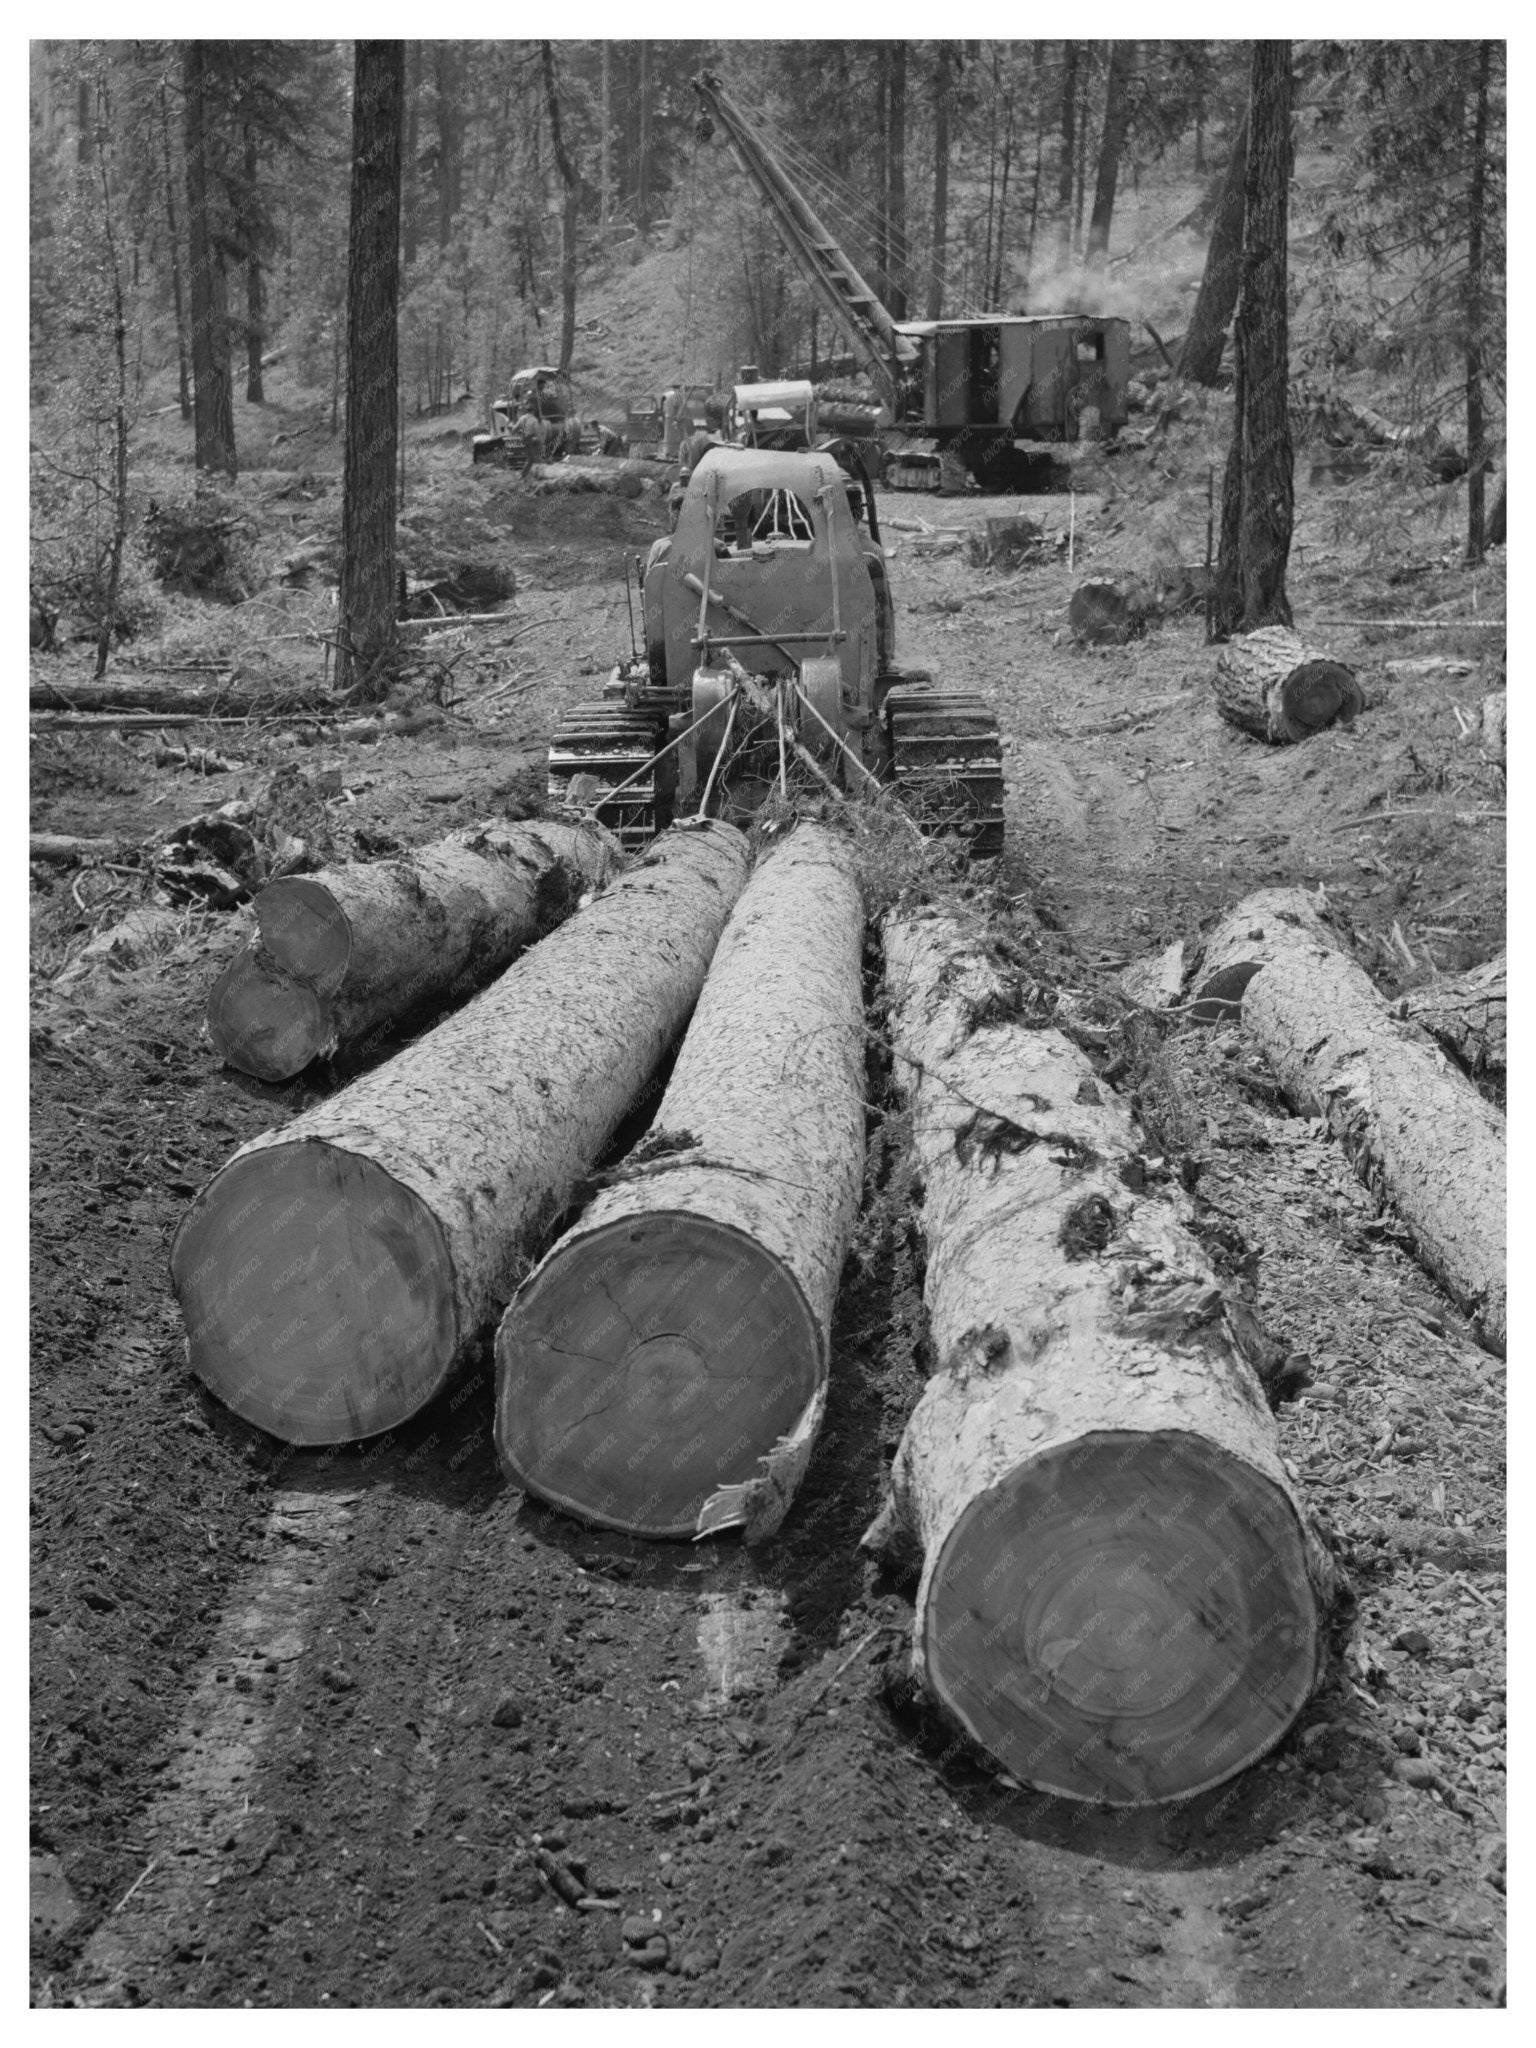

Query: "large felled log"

xmin=1219 ymin=904 xmax=1506 ymax=1355
xmin=1188 ymin=885 xmax=1339 ymax=1022
xmin=28 ymin=677 xmax=334 ymax=717
xmin=1214 ymin=626 xmax=1364 ymax=743
xmin=866 ymin=907 xmax=1332 ymax=1805
xmin=170 ymin=821 xmax=749 ymax=1445
xmin=207 ymin=817 xmax=622 ymax=1081
xmin=496 ymin=823 xmax=866 ymax=1541
xmin=1069 ymin=576 xmax=1157 ymax=644
xmin=1401 ymin=953 xmax=1506 ymax=1089
xmin=30 ymin=833 xmax=126 ymax=866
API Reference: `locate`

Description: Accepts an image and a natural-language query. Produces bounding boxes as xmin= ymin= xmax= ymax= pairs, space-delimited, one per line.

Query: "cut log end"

xmin=497 ymin=1210 xmax=822 ymax=1538
xmin=256 ymin=874 xmax=354 ymax=990
xmin=924 ymin=1430 xmax=1321 ymax=1804
xmin=206 ymin=950 xmax=332 ymax=1082
xmin=1277 ymin=659 xmax=1362 ymax=740
xmin=170 ymin=1141 xmax=456 ymax=1444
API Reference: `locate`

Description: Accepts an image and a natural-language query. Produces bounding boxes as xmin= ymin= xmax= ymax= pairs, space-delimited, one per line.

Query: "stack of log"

xmin=172 ymin=821 xmax=749 ymax=1444
xmin=207 ymin=817 xmax=621 ymax=1081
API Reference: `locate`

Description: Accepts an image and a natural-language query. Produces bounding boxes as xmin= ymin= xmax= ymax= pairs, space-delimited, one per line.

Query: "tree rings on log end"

xmin=923 ymin=1430 xmax=1320 ymax=1804
xmin=496 ymin=1211 xmax=823 ymax=1538
xmin=206 ymin=949 xmax=332 ymax=1081
xmin=1278 ymin=659 xmax=1362 ymax=741
xmin=256 ymin=875 xmax=354 ymax=991
xmin=170 ymin=1139 xmax=456 ymax=1444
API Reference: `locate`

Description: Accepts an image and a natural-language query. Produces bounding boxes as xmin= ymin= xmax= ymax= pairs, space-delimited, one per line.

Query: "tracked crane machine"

xmin=546 ymin=445 xmax=1004 ymax=855
xmin=690 ymin=69 xmax=1130 ymax=493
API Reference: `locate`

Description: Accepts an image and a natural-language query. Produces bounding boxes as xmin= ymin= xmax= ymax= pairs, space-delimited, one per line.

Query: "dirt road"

xmin=31 ymin=468 xmax=1505 ymax=2008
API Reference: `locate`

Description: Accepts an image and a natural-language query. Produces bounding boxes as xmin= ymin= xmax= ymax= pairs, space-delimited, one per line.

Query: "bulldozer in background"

xmin=471 ymin=365 xmax=585 ymax=466
xmin=546 ymin=443 xmax=1004 ymax=856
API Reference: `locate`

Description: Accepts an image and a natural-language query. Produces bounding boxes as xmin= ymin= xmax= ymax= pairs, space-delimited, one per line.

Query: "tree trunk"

xmin=403 ymin=41 xmax=420 ymax=267
xmin=1486 ymin=477 xmax=1505 ymax=546
xmin=159 ymin=86 xmax=191 ymax=422
xmin=206 ymin=819 xmax=623 ymax=1082
xmin=636 ymin=40 xmax=652 ymax=230
xmin=599 ymin=42 xmax=610 ymax=223
xmin=338 ymin=41 xmax=404 ymax=701
xmin=1465 ymin=40 xmax=1492 ymax=563
xmin=927 ymin=44 xmax=952 ymax=321
xmin=864 ymin=906 xmax=1333 ymax=1804
xmin=1401 ymin=953 xmax=1505 ymax=1095
xmin=1213 ymin=626 xmax=1363 ymax=743
xmin=541 ymin=42 xmax=581 ymax=377
xmin=1212 ymin=45 xmax=1294 ymax=636
xmin=497 ymin=825 xmax=865 ymax=1541
xmin=1209 ymin=892 xmax=1506 ymax=1355
xmin=92 ymin=81 xmax=130 ymax=683
xmin=1057 ymin=42 xmax=1079 ymax=256
xmin=873 ymin=46 xmax=890 ymax=307
xmin=183 ymin=41 xmax=237 ymax=478
xmin=171 ymin=822 xmax=750 ymax=1445
xmin=1069 ymin=574 xmax=1156 ymax=643
xmin=244 ymin=127 xmax=265 ymax=404
xmin=433 ymin=42 xmax=461 ymax=250
xmin=1086 ymin=41 xmax=1134 ymax=263
xmin=887 ymin=40 xmax=908 ymax=320
xmin=1177 ymin=109 xmax=1249 ymax=386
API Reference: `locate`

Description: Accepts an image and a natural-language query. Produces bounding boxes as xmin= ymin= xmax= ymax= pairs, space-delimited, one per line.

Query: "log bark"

xmin=1209 ymin=892 xmax=1506 ymax=1356
xmin=206 ymin=818 xmax=624 ymax=1082
xmin=170 ymin=821 xmax=750 ymax=1445
xmin=1214 ymin=626 xmax=1364 ymax=743
xmin=1069 ymin=576 xmax=1156 ymax=644
xmin=1188 ymin=884 xmax=1339 ymax=1022
xmin=496 ymin=823 xmax=866 ymax=1541
xmin=1401 ymin=954 xmax=1505 ymax=1091
xmin=865 ymin=906 xmax=1332 ymax=1804
xmin=1480 ymin=690 xmax=1505 ymax=766
xmin=30 ymin=833 xmax=126 ymax=865
xmin=28 ymin=678 xmax=334 ymax=717
xmin=1121 ymin=938 xmax=1185 ymax=1009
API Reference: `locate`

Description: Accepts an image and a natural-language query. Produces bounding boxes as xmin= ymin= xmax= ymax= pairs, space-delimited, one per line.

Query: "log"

xmin=866 ymin=907 xmax=1332 ymax=1804
xmin=1069 ymin=576 xmax=1156 ymax=644
xmin=30 ymin=833 xmax=126 ymax=866
xmin=1188 ymin=885 xmax=1339 ymax=1022
xmin=1480 ymin=691 xmax=1506 ymax=767
xmin=170 ymin=820 xmax=750 ymax=1445
xmin=1401 ymin=953 xmax=1506 ymax=1090
xmin=1214 ymin=626 xmax=1364 ymax=743
xmin=1121 ymin=938 xmax=1185 ymax=1010
xmin=496 ymin=823 xmax=866 ymax=1541
xmin=206 ymin=818 xmax=624 ymax=1082
xmin=1213 ymin=891 xmax=1506 ymax=1355
xmin=28 ymin=678 xmax=334 ymax=717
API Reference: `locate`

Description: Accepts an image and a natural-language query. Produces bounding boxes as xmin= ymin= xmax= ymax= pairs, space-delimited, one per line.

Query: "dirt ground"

xmin=30 ymin=432 xmax=1506 ymax=2008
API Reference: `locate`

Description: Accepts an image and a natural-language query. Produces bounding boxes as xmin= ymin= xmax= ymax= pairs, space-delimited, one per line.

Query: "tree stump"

xmin=1214 ymin=626 xmax=1363 ymax=743
xmin=1070 ymin=576 xmax=1156 ymax=644
xmin=866 ymin=906 xmax=1333 ymax=1804
xmin=1480 ymin=691 xmax=1505 ymax=767
xmin=496 ymin=823 xmax=866 ymax=1541
xmin=171 ymin=821 xmax=750 ymax=1445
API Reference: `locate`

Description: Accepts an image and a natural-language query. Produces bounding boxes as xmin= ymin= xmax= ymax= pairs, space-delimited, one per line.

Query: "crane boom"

xmin=691 ymin=71 xmax=916 ymax=416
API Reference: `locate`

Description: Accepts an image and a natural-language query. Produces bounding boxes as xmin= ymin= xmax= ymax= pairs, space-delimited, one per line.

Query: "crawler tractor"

xmin=546 ymin=444 xmax=1004 ymax=855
